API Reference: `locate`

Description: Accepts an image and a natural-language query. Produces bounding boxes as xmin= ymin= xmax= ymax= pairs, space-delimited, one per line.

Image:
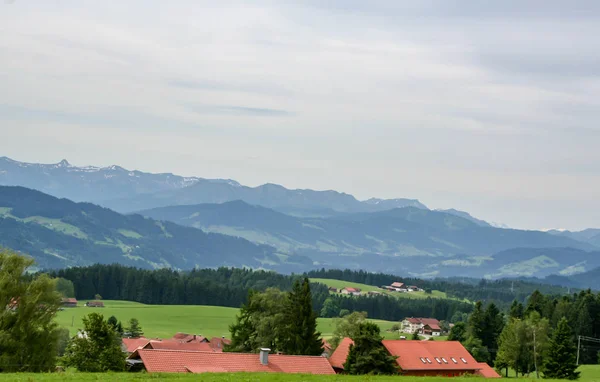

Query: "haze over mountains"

xmin=0 ymin=157 xmax=427 ymax=216
xmin=1 ymin=156 xmax=599 ymax=281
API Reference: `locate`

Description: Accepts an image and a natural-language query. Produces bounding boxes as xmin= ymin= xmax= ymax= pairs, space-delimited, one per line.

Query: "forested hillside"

xmin=0 ymin=186 xmax=309 ymax=270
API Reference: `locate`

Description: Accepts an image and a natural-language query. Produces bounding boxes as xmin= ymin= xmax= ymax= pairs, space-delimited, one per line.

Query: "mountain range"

xmin=139 ymin=200 xmax=597 ymax=278
xmin=0 ymin=157 xmax=427 ymax=216
xmin=0 ymin=186 xmax=310 ymax=271
xmin=1 ymin=156 xmax=600 ymax=281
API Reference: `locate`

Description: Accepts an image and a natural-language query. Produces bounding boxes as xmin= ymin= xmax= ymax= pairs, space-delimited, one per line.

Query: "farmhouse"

xmin=402 ymin=317 xmax=441 ymax=334
xmin=391 ymin=282 xmax=404 ymax=289
xmin=328 ymin=338 xmax=500 ymax=378
xmin=422 ymin=323 xmax=442 ymax=337
xmin=127 ymin=348 xmax=335 ymax=374
xmin=61 ymin=298 xmax=78 ymax=307
xmin=340 ymin=287 xmax=361 ymax=296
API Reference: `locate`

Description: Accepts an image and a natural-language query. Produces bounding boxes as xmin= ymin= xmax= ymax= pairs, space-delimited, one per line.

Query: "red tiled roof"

xmin=406 ymin=317 xmax=421 ymax=324
xmin=61 ymin=298 xmax=78 ymax=303
xmin=419 ymin=318 xmax=440 ymax=326
xmin=391 ymin=282 xmax=404 ymax=288
xmin=382 ymin=340 xmax=479 ymax=371
xmin=171 ymin=333 xmax=206 ymax=343
xmin=123 ymin=337 xmax=150 ymax=353
xmin=321 ymin=339 xmax=332 ymax=352
xmin=475 ymin=363 xmax=501 ymax=378
xmin=209 ymin=337 xmax=231 ymax=350
xmin=135 ymin=349 xmax=335 ymax=374
xmin=328 ymin=337 xmax=354 ymax=370
xmin=343 ymin=287 xmax=359 ymax=293
xmin=424 ymin=323 xmax=441 ymax=331
xmin=145 ymin=340 xmax=216 ymax=352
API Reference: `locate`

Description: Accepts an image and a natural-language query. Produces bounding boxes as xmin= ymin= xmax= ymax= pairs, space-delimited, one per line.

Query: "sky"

xmin=1 ymin=1 xmax=599 ymax=230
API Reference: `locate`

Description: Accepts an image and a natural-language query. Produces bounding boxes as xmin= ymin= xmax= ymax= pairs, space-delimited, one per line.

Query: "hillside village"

xmin=330 ymin=281 xmax=425 ymax=297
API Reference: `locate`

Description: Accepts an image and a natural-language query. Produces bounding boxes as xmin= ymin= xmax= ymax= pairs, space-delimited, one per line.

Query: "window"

xmin=461 ymin=357 xmax=467 ymax=364
xmin=451 ymin=357 xmax=458 ymax=364
xmin=441 ymin=357 xmax=448 ymax=364
xmin=420 ymin=357 xmax=427 ymax=364
xmin=426 ymin=358 xmax=432 ymax=364
xmin=435 ymin=357 xmax=442 ymax=364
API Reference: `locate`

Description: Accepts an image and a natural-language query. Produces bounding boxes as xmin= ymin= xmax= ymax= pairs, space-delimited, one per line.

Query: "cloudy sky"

xmin=1 ymin=1 xmax=599 ymax=230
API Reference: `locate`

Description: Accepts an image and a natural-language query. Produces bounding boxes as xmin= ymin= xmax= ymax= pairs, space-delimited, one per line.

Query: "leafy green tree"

xmin=0 ymin=249 xmax=63 ymax=372
xmin=94 ymin=294 xmax=102 ymax=301
xmin=339 ymin=309 xmax=350 ymax=318
xmin=281 ymin=278 xmax=322 ymax=355
xmin=543 ymin=317 xmax=580 ymax=380
xmin=330 ymin=311 xmax=368 ymax=349
xmin=463 ymin=335 xmax=490 ymax=363
xmin=227 ymin=288 xmax=287 ymax=352
xmin=344 ymin=322 xmax=398 ymax=375
xmin=54 ymin=278 xmax=75 ymax=298
xmin=56 ymin=327 xmax=71 ymax=357
xmin=62 ymin=313 xmax=125 ymax=371
xmin=448 ymin=322 xmax=467 ymax=342
xmin=320 ymin=297 xmax=340 ymax=318
xmin=126 ymin=318 xmax=143 ymax=338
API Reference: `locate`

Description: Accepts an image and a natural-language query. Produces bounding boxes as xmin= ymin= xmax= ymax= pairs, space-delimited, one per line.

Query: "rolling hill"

xmin=139 ymin=200 xmax=596 ymax=278
xmin=0 ymin=186 xmax=310 ymax=270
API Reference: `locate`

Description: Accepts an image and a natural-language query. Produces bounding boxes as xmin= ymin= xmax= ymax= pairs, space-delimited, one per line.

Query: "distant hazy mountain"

xmin=547 ymin=228 xmax=600 ymax=247
xmin=0 ymin=156 xmax=207 ymax=203
xmin=435 ymin=208 xmax=491 ymax=227
xmin=0 ymin=157 xmax=427 ymax=215
xmin=0 ymin=186 xmax=309 ymax=271
xmin=140 ymin=200 xmax=596 ymax=278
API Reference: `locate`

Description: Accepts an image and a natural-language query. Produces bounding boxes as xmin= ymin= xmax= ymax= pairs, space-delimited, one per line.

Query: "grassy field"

xmin=310 ymin=278 xmax=450 ymax=300
xmin=56 ymin=300 xmax=404 ymax=340
xmin=2 ymin=365 xmax=600 ymax=381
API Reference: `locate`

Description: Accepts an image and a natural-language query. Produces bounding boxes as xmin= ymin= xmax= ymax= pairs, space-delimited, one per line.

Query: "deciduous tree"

xmin=0 ymin=250 xmax=62 ymax=372
xmin=62 ymin=313 xmax=125 ymax=372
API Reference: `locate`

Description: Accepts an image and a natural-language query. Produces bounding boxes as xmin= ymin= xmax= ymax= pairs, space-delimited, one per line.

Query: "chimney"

xmin=259 ymin=348 xmax=271 ymax=365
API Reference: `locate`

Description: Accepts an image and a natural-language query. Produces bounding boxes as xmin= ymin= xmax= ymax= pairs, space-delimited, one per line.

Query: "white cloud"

xmin=0 ymin=0 xmax=599 ymax=230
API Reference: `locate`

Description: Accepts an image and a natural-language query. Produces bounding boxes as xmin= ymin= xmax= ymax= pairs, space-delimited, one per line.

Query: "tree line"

xmin=50 ymin=263 xmax=474 ymax=322
xmin=448 ymin=290 xmax=590 ymax=379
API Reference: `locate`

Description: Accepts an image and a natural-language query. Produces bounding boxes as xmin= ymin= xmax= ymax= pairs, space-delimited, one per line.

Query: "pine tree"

xmin=125 ymin=318 xmax=144 ymax=338
xmin=482 ymin=303 xmax=504 ymax=364
xmin=468 ymin=301 xmax=486 ymax=340
xmin=281 ymin=278 xmax=323 ymax=355
xmin=543 ymin=317 xmax=580 ymax=380
xmin=510 ymin=300 xmax=524 ymax=320
xmin=344 ymin=322 xmax=398 ymax=375
xmin=411 ymin=329 xmax=421 ymax=340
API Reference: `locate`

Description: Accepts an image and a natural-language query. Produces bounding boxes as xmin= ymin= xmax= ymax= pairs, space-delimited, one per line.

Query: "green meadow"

xmin=56 ymin=300 xmax=405 ymax=340
xmin=3 ymin=365 xmax=600 ymax=381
